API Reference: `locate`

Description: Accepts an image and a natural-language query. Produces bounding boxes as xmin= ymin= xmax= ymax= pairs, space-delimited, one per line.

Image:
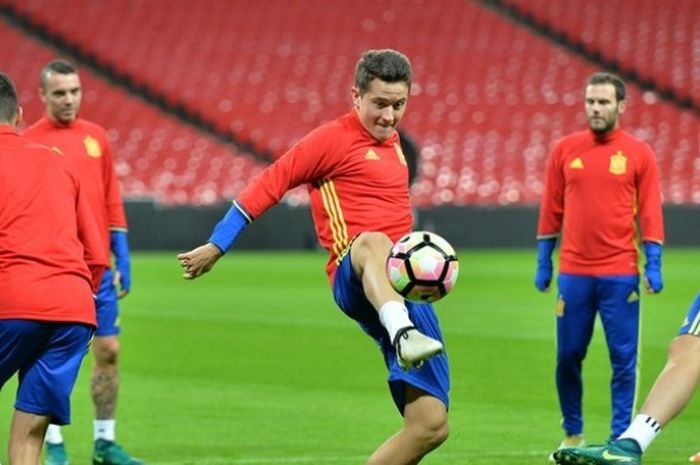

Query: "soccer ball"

xmin=386 ymin=231 xmax=459 ymax=303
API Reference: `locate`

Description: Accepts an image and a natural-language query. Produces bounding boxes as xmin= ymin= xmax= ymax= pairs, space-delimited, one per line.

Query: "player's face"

xmin=352 ymin=79 xmax=409 ymax=142
xmin=584 ymin=83 xmax=625 ymax=135
xmin=41 ymin=72 xmax=82 ymax=124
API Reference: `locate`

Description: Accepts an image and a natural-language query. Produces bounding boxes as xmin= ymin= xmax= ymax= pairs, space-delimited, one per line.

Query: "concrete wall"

xmin=125 ymin=201 xmax=700 ymax=250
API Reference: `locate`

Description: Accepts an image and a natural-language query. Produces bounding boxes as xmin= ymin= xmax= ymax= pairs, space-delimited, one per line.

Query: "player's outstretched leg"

xmin=350 ymin=232 xmax=443 ymax=369
xmin=367 ymin=386 xmax=448 ymax=464
xmin=553 ymin=438 xmax=642 ymax=465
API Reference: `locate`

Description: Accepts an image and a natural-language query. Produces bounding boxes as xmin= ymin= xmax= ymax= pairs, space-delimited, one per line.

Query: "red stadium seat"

xmin=2 ymin=0 xmax=699 ymax=204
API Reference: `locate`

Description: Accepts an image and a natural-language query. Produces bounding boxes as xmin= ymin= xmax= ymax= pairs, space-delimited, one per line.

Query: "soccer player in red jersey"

xmin=178 ymin=49 xmax=449 ymax=464
xmin=0 ymin=71 xmax=108 ymax=465
xmin=535 ymin=72 xmax=665 ymax=457
xmin=22 ymin=60 xmax=141 ymax=465
xmin=554 ymin=293 xmax=700 ymax=465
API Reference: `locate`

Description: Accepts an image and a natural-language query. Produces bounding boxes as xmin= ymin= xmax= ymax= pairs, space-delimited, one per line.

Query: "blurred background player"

xmin=534 ymin=72 xmax=665 ymax=457
xmin=22 ymin=59 xmax=140 ymax=465
xmin=0 ymin=71 xmax=107 ymax=465
xmin=177 ymin=49 xmax=449 ymax=465
xmin=554 ymin=292 xmax=700 ymax=465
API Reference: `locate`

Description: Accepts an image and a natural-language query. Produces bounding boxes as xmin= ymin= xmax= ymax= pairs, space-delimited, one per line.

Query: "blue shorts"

xmin=332 ymin=252 xmax=450 ymax=414
xmin=96 ymin=268 xmax=120 ymax=337
xmin=0 ymin=320 xmax=93 ymax=425
xmin=678 ymin=292 xmax=700 ymax=337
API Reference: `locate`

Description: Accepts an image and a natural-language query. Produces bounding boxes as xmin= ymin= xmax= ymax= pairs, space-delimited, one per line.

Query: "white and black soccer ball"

xmin=386 ymin=231 xmax=459 ymax=303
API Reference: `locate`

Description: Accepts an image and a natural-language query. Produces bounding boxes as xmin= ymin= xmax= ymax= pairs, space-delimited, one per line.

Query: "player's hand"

xmin=110 ymin=231 xmax=131 ymax=299
xmin=177 ymin=243 xmax=224 ymax=279
xmin=534 ymin=237 xmax=556 ymax=292
xmin=534 ymin=262 xmax=553 ymax=292
xmin=644 ymin=271 xmax=663 ymax=294
xmin=113 ymin=269 xmax=130 ymax=299
xmin=643 ymin=241 xmax=663 ymax=294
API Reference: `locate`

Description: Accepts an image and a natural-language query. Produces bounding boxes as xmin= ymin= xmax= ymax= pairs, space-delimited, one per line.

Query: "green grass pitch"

xmin=1 ymin=249 xmax=699 ymax=464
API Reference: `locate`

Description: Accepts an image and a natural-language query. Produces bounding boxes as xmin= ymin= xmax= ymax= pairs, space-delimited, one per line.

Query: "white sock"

xmin=94 ymin=419 xmax=116 ymax=442
xmin=45 ymin=424 xmax=64 ymax=444
xmin=379 ymin=301 xmax=413 ymax=342
xmin=619 ymin=414 xmax=661 ymax=452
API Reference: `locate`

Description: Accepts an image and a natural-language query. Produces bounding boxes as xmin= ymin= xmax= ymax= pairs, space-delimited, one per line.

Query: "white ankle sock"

xmin=94 ymin=419 xmax=116 ymax=441
xmin=379 ymin=301 xmax=413 ymax=342
xmin=45 ymin=424 xmax=64 ymax=444
xmin=619 ymin=414 xmax=661 ymax=452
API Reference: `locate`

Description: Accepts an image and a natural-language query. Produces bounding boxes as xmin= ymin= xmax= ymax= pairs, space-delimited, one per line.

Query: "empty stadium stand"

xmin=0 ymin=18 xmax=276 ymax=206
xmin=1 ymin=0 xmax=699 ymax=205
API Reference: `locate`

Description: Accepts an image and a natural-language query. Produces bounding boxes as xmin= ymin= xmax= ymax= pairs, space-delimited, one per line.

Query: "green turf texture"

xmin=1 ymin=249 xmax=698 ymax=464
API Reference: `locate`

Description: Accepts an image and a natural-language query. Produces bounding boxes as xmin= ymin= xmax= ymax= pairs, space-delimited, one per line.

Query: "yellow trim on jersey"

xmin=319 ymin=180 xmax=349 ymax=259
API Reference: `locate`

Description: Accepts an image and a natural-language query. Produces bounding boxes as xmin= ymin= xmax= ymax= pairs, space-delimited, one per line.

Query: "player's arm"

xmin=110 ymin=229 xmax=131 ymax=297
xmin=102 ymin=135 xmax=132 ymax=297
xmin=535 ymin=235 xmax=557 ymax=292
xmin=534 ymin=144 xmax=564 ymax=292
xmin=637 ymin=145 xmax=665 ymax=294
xmin=178 ymin=128 xmax=339 ymax=280
xmin=177 ymin=201 xmax=250 ymax=279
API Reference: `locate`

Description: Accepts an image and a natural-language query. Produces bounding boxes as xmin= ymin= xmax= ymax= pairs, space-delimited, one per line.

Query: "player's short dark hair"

xmin=0 ymin=72 xmax=19 ymax=123
xmin=354 ymin=49 xmax=412 ymax=94
xmin=587 ymin=72 xmax=626 ymax=102
xmin=41 ymin=59 xmax=78 ymax=89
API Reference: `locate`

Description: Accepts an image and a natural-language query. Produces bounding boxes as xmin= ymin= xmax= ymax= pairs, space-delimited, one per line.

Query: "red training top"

xmin=23 ymin=116 xmax=128 ymax=256
xmin=237 ymin=110 xmax=413 ymax=282
xmin=0 ymin=125 xmax=108 ymax=324
xmin=537 ymin=128 xmax=664 ymax=275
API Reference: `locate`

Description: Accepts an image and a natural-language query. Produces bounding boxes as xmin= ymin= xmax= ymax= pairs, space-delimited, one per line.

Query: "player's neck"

xmin=591 ymin=126 xmax=621 ymax=142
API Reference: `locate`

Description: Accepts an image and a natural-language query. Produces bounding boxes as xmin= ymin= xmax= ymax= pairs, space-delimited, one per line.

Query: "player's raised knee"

xmin=353 ymin=231 xmax=393 ymax=255
xmin=413 ymin=417 xmax=449 ymax=452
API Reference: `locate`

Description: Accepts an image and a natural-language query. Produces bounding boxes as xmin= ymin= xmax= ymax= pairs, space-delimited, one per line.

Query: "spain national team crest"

xmin=83 ymin=135 xmax=102 ymax=158
xmin=609 ymin=150 xmax=627 ymax=175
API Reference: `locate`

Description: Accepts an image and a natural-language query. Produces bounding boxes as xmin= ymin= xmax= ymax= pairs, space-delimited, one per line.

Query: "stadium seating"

xmin=502 ymin=0 xmax=700 ymax=106
xmin=2 ymin=0 xmax=699 ymax=205
xmin=0 ymin=19 xmax=277 ymax=205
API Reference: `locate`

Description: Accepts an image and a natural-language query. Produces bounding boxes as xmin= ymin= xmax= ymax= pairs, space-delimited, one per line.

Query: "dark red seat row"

xmin=2 ymin=0 xmax=699 ymax=205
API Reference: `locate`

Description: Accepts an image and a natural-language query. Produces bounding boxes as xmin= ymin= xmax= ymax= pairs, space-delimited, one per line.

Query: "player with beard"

xmin=534 ymin=72 xmax=665 ymax=458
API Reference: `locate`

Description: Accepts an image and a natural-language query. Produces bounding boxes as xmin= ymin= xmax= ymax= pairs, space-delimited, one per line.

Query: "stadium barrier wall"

xmin=124 ymin=201 xmax=700 ymax=250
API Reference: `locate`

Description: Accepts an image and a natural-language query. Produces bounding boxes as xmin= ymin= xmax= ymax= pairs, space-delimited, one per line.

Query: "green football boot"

xmin=93 ymin=439 xmax=144 ymax=465
xmin=44 ymin=442 xmax=69 ymax=465
xmin=553 ymin=438 xmax=642 ymax=465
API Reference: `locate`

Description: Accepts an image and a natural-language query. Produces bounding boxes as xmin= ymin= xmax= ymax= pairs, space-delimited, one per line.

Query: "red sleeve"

xmin=75 ymin=179 xmax=109 ymax=292
xmin=101 ymin=133 xmax=128 ymax=231
xmin=236 ymin=124 xmax=346 ymax=219
xmin=636 ymin=144 xmax=665 ymax=244
xmin=537 ymin=141 xmax=565 ymax=239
